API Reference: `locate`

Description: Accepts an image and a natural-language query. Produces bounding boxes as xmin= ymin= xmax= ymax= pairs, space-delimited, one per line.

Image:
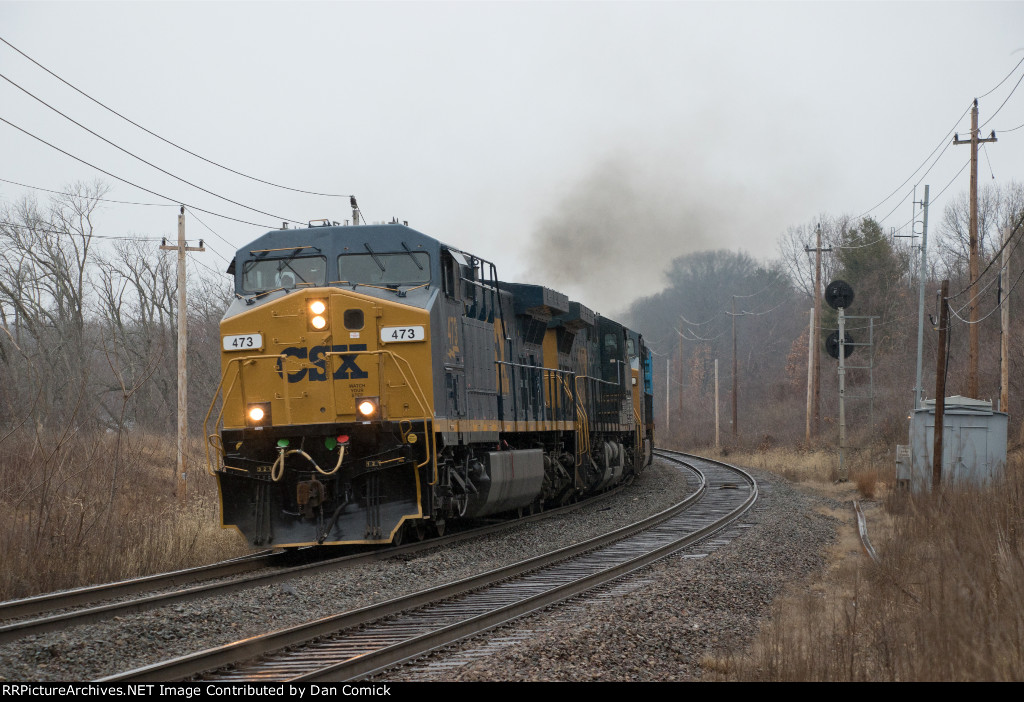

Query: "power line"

xmin=0 ymin=34 xmax=353 ymax=199
xmin=979 ymin=54 xmax=1024 ymax=99
xmin=0 ymin=70 xmax=305 ymax=225
xmin=0 ymin=115 xmax=276 ymax=229
xmin=187 ymin=250 xmax=232 ymax=280
xmin=184 ymin=207 xmax=237 ymax=264
xmin=949 ymin=262 xmax=1024 ymax=326
xmin=0 ymin=177 xmax=176 ymax=206
xmin=859 ymin=54 xmax=1024 ymax=223
xmin=980 ymin=69 xmax=1024 ymax=129
xmin=0 ymin=219 xmax=162 ymax=241
xmin=947 ymin=209 xmax=1024 ymax=300
xmin=855 ymin=103 xmax=972 ymax=221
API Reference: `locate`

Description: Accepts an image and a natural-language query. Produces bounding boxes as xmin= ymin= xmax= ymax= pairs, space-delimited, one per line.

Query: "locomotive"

xmin=205 ymin=221 xmax=655 ymax=547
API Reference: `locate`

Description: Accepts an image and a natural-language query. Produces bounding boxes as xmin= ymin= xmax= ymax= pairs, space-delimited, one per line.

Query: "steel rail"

xmin=0 ymin=482 xmax=626 ymax=645
xmin=0 ymin=551 xmax=278 ymax=623
xmin=104 ymin=451 xmax=754 ymax=682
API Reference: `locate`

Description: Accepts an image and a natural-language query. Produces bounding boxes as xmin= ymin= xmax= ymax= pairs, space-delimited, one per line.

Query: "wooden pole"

xmin=714 ymin=358 xmax=720 ymax=449
xmin=1001 ymin=226 xmax=1010 ymax=413
xmin=806 ymin=307 xmax=814 ymax=445
xmin=954 ymin=101 xmax=996 ymax=398
xmin=159 ymin=207 xmax=205 ymax=502
xmin=732 ymin=296 xmax=738 ymax=436
xmin=814 ymin=223 xmax=822 ymax=437
xmin=933 ymin=280 xmax=950 ymax=490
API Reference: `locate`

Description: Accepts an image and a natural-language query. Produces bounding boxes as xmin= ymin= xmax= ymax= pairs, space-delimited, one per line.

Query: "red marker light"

xmin=337 ymin=434 xmax=350 ymax=444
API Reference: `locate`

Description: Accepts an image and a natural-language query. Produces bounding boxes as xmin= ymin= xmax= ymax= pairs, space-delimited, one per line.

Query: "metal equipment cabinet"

xmin=897 ymin=396 xmax=1008 ymax=492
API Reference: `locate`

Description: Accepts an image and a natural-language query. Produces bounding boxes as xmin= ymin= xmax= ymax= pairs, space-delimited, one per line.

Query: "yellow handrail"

xmin=203 ymin=353 xmax=286 ymax=476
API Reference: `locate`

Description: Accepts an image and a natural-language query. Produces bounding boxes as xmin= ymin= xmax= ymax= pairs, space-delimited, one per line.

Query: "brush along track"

xmin=0 ymin=482 xmax=628 ymax=645
xmin=104 ymin=450 xmax=755 ymax=682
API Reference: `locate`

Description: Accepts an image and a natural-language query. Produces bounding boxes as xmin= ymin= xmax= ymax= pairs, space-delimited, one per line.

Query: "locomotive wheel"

xmin=391 ymin=523 xmax=406 ymax=547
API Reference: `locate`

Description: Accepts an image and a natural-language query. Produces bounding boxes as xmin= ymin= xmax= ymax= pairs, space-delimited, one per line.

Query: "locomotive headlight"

xmin=246 ymin=402 xmax=271 ymax=427
xmin=308 ymin=299 xmax=329 ymax=331
xmin=356 ymin=397 xmax=380 ymax=419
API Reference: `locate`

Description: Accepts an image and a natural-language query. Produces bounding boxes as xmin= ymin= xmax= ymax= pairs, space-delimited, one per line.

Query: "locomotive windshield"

xmin=242 ymin=255 xmax=327 ymax=292
xmin=337 ymin=252 xmax=430 ymax=287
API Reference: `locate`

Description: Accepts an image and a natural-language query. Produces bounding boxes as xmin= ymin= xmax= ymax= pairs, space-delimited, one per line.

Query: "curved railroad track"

xmin=102 ymin=449 xmax=756 ymax=682
xmin=0 ymin=478 xmax=632 ymax=645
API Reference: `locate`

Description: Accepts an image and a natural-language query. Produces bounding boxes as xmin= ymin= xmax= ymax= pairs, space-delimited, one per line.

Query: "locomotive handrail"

xmin=567 ymin=374 xmax=592 ymax=468
xmin=201 ymin=354 xmax=288 ymax=474
xmin=202 ymin=353 xmax=288 ymax=477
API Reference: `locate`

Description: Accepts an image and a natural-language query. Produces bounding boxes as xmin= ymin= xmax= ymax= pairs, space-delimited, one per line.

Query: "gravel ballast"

xmin=0 ymin=458 xmax=840 ymax=682
xmin=0 ymin=457 xmax=695 ymax=681
xmin=381 ymin=466 xmax=841 ymax=682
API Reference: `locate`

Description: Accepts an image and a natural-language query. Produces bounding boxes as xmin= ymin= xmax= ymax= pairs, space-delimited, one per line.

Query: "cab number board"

xmin=380 ymin=326 xmax=425 ymax=343
xmin=223 ymin=333 xmax=263 ymax=351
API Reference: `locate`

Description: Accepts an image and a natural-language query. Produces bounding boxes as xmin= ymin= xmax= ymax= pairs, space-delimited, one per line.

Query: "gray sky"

xmin=3 ymin=1 xmax=1024 ymax=315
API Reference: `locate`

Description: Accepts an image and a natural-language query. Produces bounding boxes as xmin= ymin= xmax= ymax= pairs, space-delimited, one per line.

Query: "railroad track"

xmin=103 ymin=450 xmax=756 ymax=682
xmin=0 ymin=479 xmax=629 ymax=645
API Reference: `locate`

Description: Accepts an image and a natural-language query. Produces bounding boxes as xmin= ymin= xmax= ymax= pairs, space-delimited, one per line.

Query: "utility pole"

xmin=714 ymin=358 xmax=720 ymax=448
xmin=160 ymin=207 xmax=206 ymax=502
xmin=933 ymin=280 xmax=950 ymax=490
xmin=954 ymin=100 xmax=997 ymax=398
xmin=665 ymin=356 xmax=670 ymax=436
xmin=805 ymin=307 xmax=814 ymax=444
xmin=731 ymin=296 xmax=738 ymax=436
xmin=805 ymin=223 xmax=831 ymax=438
xmin=915 ymin=186 xmax=930 ymax=409
xmin=677 ymin=319 xmax=684 ymax=419
xmin=1000 ymin=225 xmax=1010 ymax=412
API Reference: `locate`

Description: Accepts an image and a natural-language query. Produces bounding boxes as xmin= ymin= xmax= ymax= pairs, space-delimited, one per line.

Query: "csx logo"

xmin=276 ymin=345 xmax=368 ymax=383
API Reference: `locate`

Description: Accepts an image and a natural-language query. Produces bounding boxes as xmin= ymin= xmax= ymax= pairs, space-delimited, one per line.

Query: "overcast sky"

xmin=3 ymin=1 xmax=1023 ymax=315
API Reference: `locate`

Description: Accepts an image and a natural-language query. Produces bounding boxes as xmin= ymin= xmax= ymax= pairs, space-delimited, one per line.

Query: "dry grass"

xmin=0 ymin=427 xmax=250 ymax=601
xmin=718 ymin=445 xmax=1024 ymax=681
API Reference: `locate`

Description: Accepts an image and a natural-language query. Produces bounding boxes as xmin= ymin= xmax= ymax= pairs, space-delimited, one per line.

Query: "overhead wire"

xmin=0 ymin=70 xmax=305 ymax=225
xmin=184 ymin=207 xmax=237 ymax=263
xmin=980 ymin=68 xmax=1024 ymax=130
xmin=948 ymin=261 xmax=1024 ymax=326
xmin=853 ymin=53 xmax=1023 ymax=226
xmin=947 ymin=209 xmax=1024 ymax=300
xmin=0 ymin=116 xmax=277 ymax=229
xmin=0 ymin=177 xmax=176 ymax=206
xmin=979 ymin=54 xmax=1024 ymax=99
xmin=0 ymin=219 xmax=162 ymax=242
xmin=0 ymin=35 xmax=353 ymax=199
xmin=855 ymin=102 xmax=972 ymax=221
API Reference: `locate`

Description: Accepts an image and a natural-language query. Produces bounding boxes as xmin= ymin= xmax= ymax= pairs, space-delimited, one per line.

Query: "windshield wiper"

xmin=363 ymin=243 xmax=386 ymax=272
xmin=400 ymin=241 xmax=424 ymax=270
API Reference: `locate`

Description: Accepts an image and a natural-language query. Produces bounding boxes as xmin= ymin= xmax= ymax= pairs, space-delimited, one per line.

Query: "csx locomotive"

xmin=205 ymin=221 xmax=654 ymax=547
